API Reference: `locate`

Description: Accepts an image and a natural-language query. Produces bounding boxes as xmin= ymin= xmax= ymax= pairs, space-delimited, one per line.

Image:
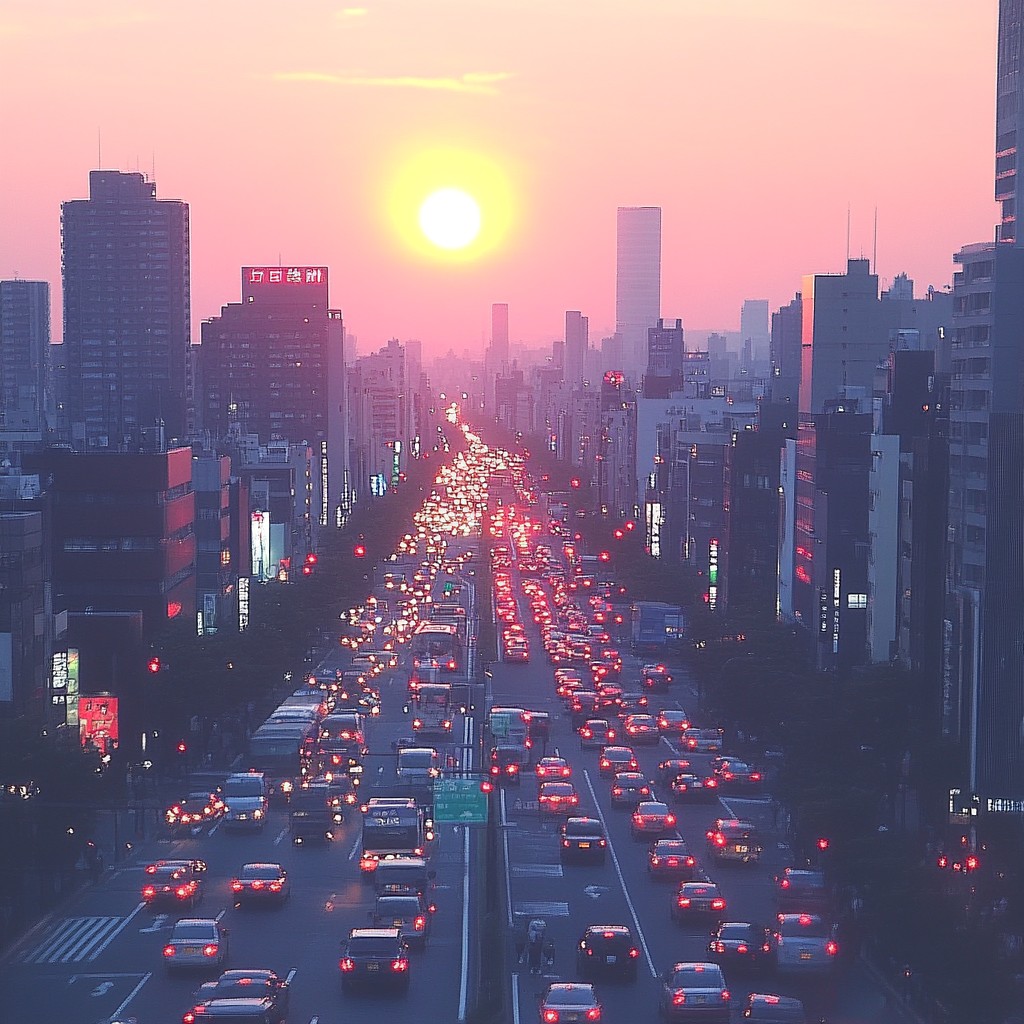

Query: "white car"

xmin=771 ymin=913 xmax=839 ymax=975
xmin=162 ymin=917 xmax=229 ymax=971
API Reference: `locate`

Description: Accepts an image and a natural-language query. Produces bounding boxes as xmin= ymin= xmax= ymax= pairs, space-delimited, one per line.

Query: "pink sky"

xmin=0 ymin=1 xmax=999 ymax=358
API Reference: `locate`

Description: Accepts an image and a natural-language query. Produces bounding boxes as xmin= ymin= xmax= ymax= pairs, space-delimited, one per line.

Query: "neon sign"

xmin=245 ymin=266 xmax=326 ymax=285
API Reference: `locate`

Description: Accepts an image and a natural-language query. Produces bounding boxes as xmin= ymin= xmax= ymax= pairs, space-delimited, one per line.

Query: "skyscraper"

xmin=61 ymin=171 xmax=190 ymax=449
xmin=0 ymin=280 xmax=51 ymax=435
xmin=997 ymin=0 xmax=1024 ymax=244
xmin=616 ymin=207 xmax=661 ymax=377
xmin=564 ymin=310 xmax=589 ymax=383
xmin=643 ymin=318 xmax=684 ymax=398
xmin=740 ymin=299 xmax=770 ymax=367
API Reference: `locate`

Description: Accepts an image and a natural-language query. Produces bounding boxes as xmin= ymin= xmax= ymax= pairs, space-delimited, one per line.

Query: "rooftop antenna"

xmin=846 ymin=203 xmax=851 ymax=263
xmin=872 ymin=206 xmax=878 ymax=273
xmin=151 ymin=150 xmax=156 ymax=183
xmin=97 ymin=128 xmax=102 ymax=168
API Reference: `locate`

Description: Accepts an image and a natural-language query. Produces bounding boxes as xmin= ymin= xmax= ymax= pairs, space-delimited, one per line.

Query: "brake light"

xmin=183 ymin=1012 xmax=196 ymax=1024
xmin=251 ymin=880 xmax=264 ymax=890
xmin=711 ymin=898 xmax=726 ymax=910
xmin=705 ymin=778 xmax=718 ymax=788
xmin=176 ymin=886 xmax=190 ymax=899
xmin=269 ymin=881 xmax=283 ymax=892
xmin=585 ymin=1009 xmax=601 ymax=1022
xmin=339 ymin=957 xmax=355 ymax=972
xmin=672 ymin=991 xmax=686 ymax=1006
xmin=202 ymin=944 xmax=219 ymax=958
xmin=780 ymin=878 xmax=790 ymax=889
xmin=612 ymin=787 xmax=623 ymax=796
xmin=721 ymin=990 xmax=731 ymax=1002
xmin=391 ymin=958 xmax=409 ymax=972
xmin=163 ymin=944 xmax=176 ymax=957
xmin=412 ymin=719 xmax=423 ymax=729
xmin=736 ymin=943 xmax=749 ymax=954
xmin=678 ymin=897 xmax=691 ymax=907
xmin=798 ymin=914 xmax=813 ymax=926
xmin=562 ymin=767 xmax=571 ymax=776
xmin=628 ymin=947 xmax=639 ymax=958
xmin=414 ymin=915 xmax=426 ymax=930
xmin=750 ymin=773 xmax=761 ymax=781
xmin=713 ymin=941 xmax=725 ymax=953
xmin=543 ymin=1011 xmax=559 ymax=1024
xmin=665 ymin=814 xmax=676 ymax=826
xmin=143 ymin=885 xmax=155 ymax=898
xmin=562 ymin=839 xmax=571 ymax=847
xmin=650 ymin=855 xmax=660 ymax=865
xmin=360 ymin=857 xmax=378 ymax=872
xmin=826 ymin=940 xmax=839 ymax=956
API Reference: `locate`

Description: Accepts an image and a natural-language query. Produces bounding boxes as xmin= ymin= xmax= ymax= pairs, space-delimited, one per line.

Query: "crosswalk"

xmin=16 ymin=914 xmax=127 ymax=965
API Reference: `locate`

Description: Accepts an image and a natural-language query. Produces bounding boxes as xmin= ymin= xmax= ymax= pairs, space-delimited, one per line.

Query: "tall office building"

xmin=769 ymin=293 xmax=802 ymax=409
xmin=61 ymin=171 xmax=190 ymax=449
xmin=616 ymin=207 xmax=661 ymax=377
xmin=565 ymin=310 xmax=589 ymax=383
xmin=740 ymin=299 xmax=770 ymax=366
xmin=198 ymin=266 xmax=346 ymax=528
xmin=0 ymin=280 xmax=51 ymax=435
xmin=997 ymin=0 xmax=1024 ymax=244
xmin=643 ymin=318 xmax=685 ymax=398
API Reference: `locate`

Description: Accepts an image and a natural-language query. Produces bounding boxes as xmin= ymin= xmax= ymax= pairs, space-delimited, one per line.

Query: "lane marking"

xmin=273 ymin=826 xmax=289 ymax=846
xmin=457 ymin=701 xmax=475 ymax=1023
xmin=513 ymin=901 xmax=569 ymax=917
xmin=285 ymin=967 xmax=298 ymax=984
xmin=582 ymin=769 xmax=657 ymax=978
xmin=347 ymin=830 xmax=361 ymax=861
xmin=107 ymin=971 xmax=151 ymax=1022
xmin=511 ymin=971 xmax=521 ymax=1024
xmin=500 ymin=788 xmax=514 ymax=928
xmin=215 ymin=909 xmax=227 ymax=922
xmin=88 ymin=901 xmax=145 ymax=961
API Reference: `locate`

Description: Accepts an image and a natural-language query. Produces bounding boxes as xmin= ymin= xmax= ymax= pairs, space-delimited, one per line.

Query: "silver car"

xmin=771 ymin=913 xmax=839 ymax=975
xmin=162 ymin=917 xmax=229 ymax=971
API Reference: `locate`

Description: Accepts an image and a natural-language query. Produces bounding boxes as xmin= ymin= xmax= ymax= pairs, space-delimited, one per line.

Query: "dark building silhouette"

xmin=0 ymin=280 xmax=52 ymax=438
xmin=643 ymin=318 xmax=684 ymax=398
xmin=61 ymin=171 xmax=190 ymax=449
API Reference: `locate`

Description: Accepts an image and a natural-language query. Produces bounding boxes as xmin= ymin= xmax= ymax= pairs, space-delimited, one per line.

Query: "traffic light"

xmin=598 ymin=551 xmax=611 ymax=562
xmin=147 ymin=656 xmax=161 ymax=674
xmin=302 ymin=552 xmax=317 ymax=577
xmin=176 ymin=741 xmax=188 ymax=755
xmin=353 ymin=544 xmax=366 ymax=558
xmin=816 ymin=837 xmax=830 ymax=852
xmin=624 ymin=520 xmax=636 ymax=532
xmin=480 ymin=780 xmax=494 ymax=794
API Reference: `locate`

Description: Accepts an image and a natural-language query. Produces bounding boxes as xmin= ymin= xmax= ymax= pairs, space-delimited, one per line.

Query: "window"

xmin=847 ymin=594 xmax=867 ymax=609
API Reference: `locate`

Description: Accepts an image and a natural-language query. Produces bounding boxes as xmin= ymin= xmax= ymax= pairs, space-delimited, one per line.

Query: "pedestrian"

xmin=527 ymin=918 xmax=546 ymax=975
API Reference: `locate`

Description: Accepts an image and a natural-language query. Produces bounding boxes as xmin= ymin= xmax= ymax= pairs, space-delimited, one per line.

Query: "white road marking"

xmin=347 ymin=830 xmax=361 ymax=861
xmin=582 ymin=769 xmax=657 ymax=978
xmin=208 ymin=820 xmax=222 ymax=836
xmin=511 ymin=971 xmax=521 ymax=1024
xmin=285 ymin=967 xmax=298 ymax=984
xmin=215 ymin=908 xmax=227 ymax=922
xmin=512 ymin=864 xmax=563 ymax=877
xmin=512 ymin=901 xmax=570 ymax=917
xmin=107 ymin=972 xmax=151 ymax=1022
xmin=500 ymin=788 xmax=514 ymax=928
xmin=138 ymin=913 xmax=168 ymax=934
xmin=457 ymin=711 xmax=475 ymax=1022
xmin=274 ymin=825 xmax=289 ymax=846
xmin=87 ymin=901 xmax=145 ymax=962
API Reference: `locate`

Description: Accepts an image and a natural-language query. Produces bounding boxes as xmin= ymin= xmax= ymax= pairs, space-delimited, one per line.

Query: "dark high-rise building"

xmin=198 ymin=267 xmax=346 ymax=528
xmin=0 ymin=280 xmax=51 ymax=435
xmin=565 ymin=310 xmax=589 ymax=383
xmin=61 ymin=171 xmax=190 ymax=449
xmin=997 ymin=0 xmax=1024 ymax=244
xmin=770 ymin=293 xmax=802 ymax=408
xmin=643 ymin=318 xmax=684 ymax=398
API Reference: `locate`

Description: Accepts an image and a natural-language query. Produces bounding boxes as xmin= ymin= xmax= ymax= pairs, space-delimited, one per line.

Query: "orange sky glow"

xmin=0 ymin=1 xmax=999 ymax=357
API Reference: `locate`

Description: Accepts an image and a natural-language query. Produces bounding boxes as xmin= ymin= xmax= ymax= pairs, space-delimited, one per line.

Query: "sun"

xmin=419 ymin=188 xmax=481 ymax=250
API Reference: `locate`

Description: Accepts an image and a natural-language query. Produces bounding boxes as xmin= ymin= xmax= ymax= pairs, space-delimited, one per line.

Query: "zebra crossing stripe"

xmin=18 ymin=915 xmax=124 ymax=964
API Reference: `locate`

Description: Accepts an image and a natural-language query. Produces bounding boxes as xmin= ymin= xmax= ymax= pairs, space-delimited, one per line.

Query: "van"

xmin=221 ymin=772 xmax=269 ymax=831
xmin=372 ymin=856 xmax=435 ymax=896
xmin=397 ymin=747 xmax=441 ymax=781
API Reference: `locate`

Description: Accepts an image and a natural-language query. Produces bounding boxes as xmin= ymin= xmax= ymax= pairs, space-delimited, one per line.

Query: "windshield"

xmin=223 ymin=778 xmax=264 ymax=797
xmin=670 ymin=966 xmax=722 ymax=987
xmin=781 ymin=917 xmax=829 ymax=938
xmin=241 ymin=864 xmax=281 ymax=880
xmin=173 ymin=922 xmax=217 ymax=940
xmin=546 ymin=987 xmax=593 ymax=1006
xmin=347 ymin=936 xmax=398 ymax=955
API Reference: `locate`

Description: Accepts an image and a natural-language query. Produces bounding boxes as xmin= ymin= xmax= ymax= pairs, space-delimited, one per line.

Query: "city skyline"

xmin=0 ymin=1 xmax=1000 ymax=356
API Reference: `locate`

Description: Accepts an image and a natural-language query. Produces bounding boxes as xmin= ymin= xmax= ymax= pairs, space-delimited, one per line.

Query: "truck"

xmin=630 ymin=601 xmax=685 ymax=651
xmin=288 ymin=780 xmax=340 ymax=844
xmin=411 ymin=683 xmax=454 ymax=737
xmin=359 ymin=797 xmax=433 ymax=876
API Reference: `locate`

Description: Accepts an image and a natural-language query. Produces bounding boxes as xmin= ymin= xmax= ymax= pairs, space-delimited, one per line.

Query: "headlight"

xmin=253 ymin=808 xmax=264 ymax=819
xmin=280 ymin=781 xmax=293 ymax=793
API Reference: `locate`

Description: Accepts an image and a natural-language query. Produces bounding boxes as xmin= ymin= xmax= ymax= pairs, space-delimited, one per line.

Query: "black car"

xmin=707 ymin=921 xmax=773 ymax=972
xmin=647 ymin=839 xmax=699 ymax=881
xmin=372 ymin=893 xmax=433 ymax=948
xmin=141 ymin=859 xmax=205 ymax=909
xmin=670 ymin=772 xmax=720 ymax=804
xmin=576 ymin=924 xmax=640 ymax=981
xmin=560 ymin=817 xmax=608 ymax=864
xmin=339 ymin=928 xmax=411 ymax=991
xmin=740 ymin=992 xmax=809 ymax=1023
xmin=182 ymin=997 xmax=281 ymax=1023
xmin=187 ymin=970 xmax=290 ymax=1023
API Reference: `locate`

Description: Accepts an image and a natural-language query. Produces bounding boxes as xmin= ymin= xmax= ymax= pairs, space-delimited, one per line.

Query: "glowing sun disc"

xmin=418 ymin=188 xmax=481 ymax=250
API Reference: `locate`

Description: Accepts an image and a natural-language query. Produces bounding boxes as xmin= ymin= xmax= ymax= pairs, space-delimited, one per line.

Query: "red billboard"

xmin=80 ymin=696 xmax=119 ymax=756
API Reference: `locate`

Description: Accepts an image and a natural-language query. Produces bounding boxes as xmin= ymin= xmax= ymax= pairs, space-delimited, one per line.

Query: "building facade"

xmin=616 ymin=207 xmax=661 ymax=379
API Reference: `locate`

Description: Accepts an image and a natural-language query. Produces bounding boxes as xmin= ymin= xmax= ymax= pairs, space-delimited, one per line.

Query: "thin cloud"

xmin=338 ymin=7 xmax=368 ymax=16
xmin=274 ymin=70 xmax=514 ymax=96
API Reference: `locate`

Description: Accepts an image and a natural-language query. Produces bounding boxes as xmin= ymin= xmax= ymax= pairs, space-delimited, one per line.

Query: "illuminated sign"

xmin=245 ymin=266 xmax=326 ymax=286
xmin=646 ymin=501 xmax=663 ymax=559
xmin=708 ymin=539 xmax=719 ymax=585
xmin=392 ymin=439 xmax=402 ymax=487
xmin=320 ymin=441 xmax=329 ymax=528
xmin=603 ymin=371 xmax=625 ymax=387
xmin=251 ymin=510 xmax=272 ymax=581
xmin=80 ymin=696 xmax=119 ymax=756
xmin=238 ymin=577 xmax=250 ymax=632
xmin=370 ymin=473 xmax=388 ymax=497
xmin=832 ymin=568 xmax=841 ymax=655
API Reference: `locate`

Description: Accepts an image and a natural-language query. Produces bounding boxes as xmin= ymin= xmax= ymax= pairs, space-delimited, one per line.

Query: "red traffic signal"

xmin=570 ymin=477 xmax=581 ymax=489
xmin=302 ymin=564 xmax=313 ymax=576
xmin=353 ymin=544 xmax=366 ymax=558
xmin=147 ymin=656 xmax=161 ymax=674
xmin=624 ymin=520 xmax=636 ymax=532
xmin=305 ymin=553 xmax=318 ymax=565
xmin=598 ymin=551 xmax=611 ymax=562
xmin=816 ymin=837 xmax=830 ymax=852
xmin=480 ymin=780 xmax=494 ymax=794
xmin=176 ymin=741 xmax=188 ymax=754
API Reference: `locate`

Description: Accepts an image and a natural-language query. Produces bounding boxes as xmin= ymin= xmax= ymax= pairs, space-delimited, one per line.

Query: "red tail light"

xmin=678 ymin=897 xmax=691 ymax=907
xmin=251 ymin=880 xmax=264 ymax=890
xmin=391 ymin=958 xmax=409 ymax=972
xmin=269 ymin=881 xmax=283 ymax=892
xmin=163 ymin=944 xmax=176 ymax=957
xmin=585 ymin=1009 xmax=601 ymax=1021
xmin=826 ymin=940 xmax=839 ymax=956
xmin=360 ymin=857 xmax=379 ymax=872
xmin=711 ymin=898 xmax=726 ymax=910
xmin=750 ymin=773 xmax=761 ymax=781
xmin=414 ymin=915 xmax=426 ymax=931
xmin=666 ymin=814 xmax=676 ymax=826
xmin=183 ymin=1012 xmax=196 ymax=1024
xmin=713 ymin=941 xmax=725 ymax=953
xmin=721 ymin=990 xmax=731 ymax=1002
xmin=339 ymin=957 xmax=355 ymax=972
xmin=672 ymin=991 xmax=686 ymax=1006
xmin=543 ymin=1011 xmax=559 ymax=1024
xmin=628 ymin=947 xmax=639 ymax=958
xmin=780 ymin=877 xmax=791 ymax=889
xmin=176 ymin=886 xmax=190 ymax=899
xmin=202 ymin=944 xmax=219 ymax=957
xmin=143 ymin=885 xmax=155 ymax=898
xmin=736 ymin=944 xmax=749 ymax=954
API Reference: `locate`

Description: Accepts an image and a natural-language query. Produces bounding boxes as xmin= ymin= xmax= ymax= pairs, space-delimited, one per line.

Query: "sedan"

xmin=539 ymin=982 xmax=602 ymax=1023
xmin=579 ymin=719 xmax=616 ymax=749
xmin=230 ymin=863 xmax=290 ymax=904
xmin=142 ymin=860 xmax=205 ymax=909
xmin=185 ymin=969 xmax=289 ymax=1024
xmin=713 ymin=759 xmax=763 ymax=791
xmin=670 ymin=773 xmax=720 ymax=804
xmin=673 ymin=882 xmax=727 ymax=924
xmin=610 ymin=772 xmax=651 ymax=807
xmin=339 ymin=927 xmax=411 ymax=991
xmin=576 ymin=925 xmax=640 ymax=982
xmin=560 ymin=817 xmax=608 ymax=864
xmin=372 ymin=892 xmax=434 ymax=949
xmin=707 ymin=921 xmax=773 ymax=972
xmin=658 ymin=961 xmax=731 ymax=1022
xmin=647 ymin=839 xmax=699 ymax=881
xmin=684 ymin=728 xmax=724 ymax=753
xmin=622 ymin=714 xmax=660 ymax=745
xmin=771 ymin=913 xmax=839 ymax=976
xmin=657 ymin=710 xmax=692 ymax=737
xmin=163 ymin=918 xmax=229 ymax=972
xmin=774 ymin=868 xmax=830 ymax=914
xmin=598 ymin=746 xmax=639 ymax=776
xmin=538 ymin=781 xmax=580 ymax=815
xmin=630 ymin=800 xmax=677 ymax=839
xmin=535 ymin=756 xmax=573 ymax=780
xmin=656 ymin=758 xmax=692 ymax=786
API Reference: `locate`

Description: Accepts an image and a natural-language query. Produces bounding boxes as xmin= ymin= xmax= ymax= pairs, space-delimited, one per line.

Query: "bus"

xmin=411 ymin=621 xmax=460 ymax=673
xmin=411 ymin=683 xmax=454 ymax=736
xmin=359 ymin=797 xmax=432 ymax=875
xmin=246 ymin=722 xmax=315 ymax=802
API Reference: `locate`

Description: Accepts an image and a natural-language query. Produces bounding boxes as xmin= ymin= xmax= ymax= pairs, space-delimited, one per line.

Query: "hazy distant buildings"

xmin=0 ymin=280 xmax=52 ymax=443
xmin=769 ymin=293 xmax=802 ymax=409
xmin=565 ymin=310 xmax=589 ymax=383
xmin=198 ymin=266 xmax=347 ymax=527
xmin=616 ymin=207 xmax=661 ymax=378
xmin=61 ymin=171 xmax=190 ymax=449
xmin=643 ymin=318 xmax=685 ymax=398
xmin=597 ymin=371 xmax=637 ymax=518
xmin=740 ymin=299 xmax=769 ymax=368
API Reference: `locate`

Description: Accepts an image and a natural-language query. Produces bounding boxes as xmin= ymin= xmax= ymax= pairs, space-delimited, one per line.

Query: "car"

xmin=773 ymin=868 xmax=830 ymax=913
xmin=657 ymin=709 xmax=692 ymax=737
xmin=538 ymin=981 xmax=603 ymax=1023
xmin=622 ymin=714 xmax=660 ymax=745
xmin=641 ymin=664 xmax=673 ymax=690
xmin=657 ymin=961 xmax=731 ymax=1022
xmin=610 ymin=771 xmax=652 ymax=807
xmin=598 ymin=746 xmax=639 ymax=776
xmin=575 ymin=924 xmax=640 ymax=981
xmin=596 ymin=684 xmax=625 ymax=710
xmin=708 ymin=921 xmax=774 ymax=972
xmin=229 ymin=863 xmax=290 ymax=904
xmin=771 ymin=914 xmax=839 ymax=975
xmin=339 ymin=927 xmax=411 ymax=990
xmin=656 ymin=758 xmax=693 ymax=786
xmin=560 ymin=817 xmax=608 ymax=864
xmin=372 ymin=892 xmax=434 ymax=948
xmin=684 ymin=728 xmax=724 ymax=753
xmin=630 ymin=800 xmax=677 ymax=839
xmin=615 ymin=691 xmax=649 ymax=720
xmin=165 ymin=791 xmax=222 ymax=836
xmin=579 ymin=718 xmax=616 ymax=749
xmin=713 ymin=759 xmax=763 ymax=791
xmin=538 ymin=781 xmax=580 ymax=815
xmin=670 ymin=773 xmax=720 ymax=804
xmin=647 ymin=838 xmax=699 ymax=881
xmin=571 ymin=691 xmax=603 ymax=722
xmin=535 ymin=756 xmax=573 ymax=780
xmin=181 ymin=996 xmax=282 ymax=1023
xmin=706 ymin=819 xmax=763 ymax=865
xmin=490 ymin=745 xmax=524 ymax=785
xmin=142 ymin=859 xmax=206 ymax=909
xmin=739 ymin=992 xmax=810 ymax=1022
xmin=163 ymin=917 xmax=229 ymax=972
xmin=185 ymin=969 xmax=290 ymax=1024
xmin=672 ymin=881 xmax=727 ymax=924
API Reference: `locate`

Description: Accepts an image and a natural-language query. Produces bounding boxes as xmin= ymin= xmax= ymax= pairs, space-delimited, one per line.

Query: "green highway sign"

xmin=433 ymin=778 xmax=488 ymax=824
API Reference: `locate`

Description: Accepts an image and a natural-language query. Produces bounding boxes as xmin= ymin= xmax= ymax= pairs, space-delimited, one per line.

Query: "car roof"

xmin=584 ymin=924 xmax=631 ymax=934
xmin=564 ymin=816 xmax=602 ymax=828
xmin=348 ymin=927 xmax=402 ymax=938
xmin=216 ymin=970 xmax=278 ymax=983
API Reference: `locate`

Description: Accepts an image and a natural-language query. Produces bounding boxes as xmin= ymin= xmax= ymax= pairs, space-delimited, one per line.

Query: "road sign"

xmin=433 ymin=778 xmax=488 ymax=824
